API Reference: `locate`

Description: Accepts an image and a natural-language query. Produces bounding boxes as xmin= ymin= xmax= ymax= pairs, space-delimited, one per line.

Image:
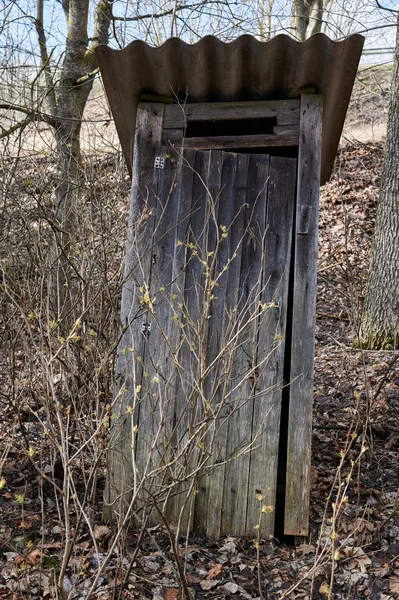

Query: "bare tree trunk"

xmin=308 ymin=0 xmax=324 ymax=36
xmin=40 ymin=0 xmax=113 ymax=319
xmin=258 ymin=0 xmax=276 ymax=40
xmin=52 ymin=1 xmax=91 ymax=316
xmin=293 ymin=0 xmax=325 ymax=40
xmin=359 ymin=14 xmax=399 ymax=350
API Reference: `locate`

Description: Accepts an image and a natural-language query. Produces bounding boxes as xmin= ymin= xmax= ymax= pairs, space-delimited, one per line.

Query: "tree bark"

xmin=53 ymin=0 xmax=113 ymax=224
xmin=41 ymin=0 xmax=113 ymax=318
xmin=360 ymin=13 xmax=399 ymax=350
xmin=293 ymin=0 xmax=324 ymax=40
xmin=308 ymin=0 xmax=324 ymax=36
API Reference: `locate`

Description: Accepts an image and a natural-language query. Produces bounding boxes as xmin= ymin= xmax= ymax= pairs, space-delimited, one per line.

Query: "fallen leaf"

xmin=164 ymin=589 xmax=180 ymax=600
xmin=389 ymin=577 xmax=399 ymax=594
xmin=200 ymin=579 xmax=219 ymax=591
xmin=224 ymin=582 xmax=239 ymax=594
xmin=345 ymin=547 xmax=372 ymax=573
xmin=296 ymin=543 xmax=316 ymax=556
xmin=206 ymin=563 xmax=222 ymax=579
xmin=94 ymin=525 xmax=111 ymax=542
xmin=63 ymin=576 xmax=73 ymax=593
xmin=374 ymin=564 xmax=390 ymax=578
xmin=39 ymin=542 xmax=63 ymax=550
xmin=75 ymin=541 xmax=91 ymax=551
xmin=152 ymin=588 xmax=164 ymax=600
xmin=319 ymin=581 xmax=331 ymax=596
xmin=18 ymin=514 xmax=40 ymax=529
xmin=26 ymin=549 xmax=42 ymax=565
xmin=3 ymin=552 xmax=18 ymax=561
xmin=51 ymin=525 xmax=62 ymax=534
xmin=13 ymin=554 xmax=25 ymax=567
xmin=220 ymin=539 xmax=236 ymax=554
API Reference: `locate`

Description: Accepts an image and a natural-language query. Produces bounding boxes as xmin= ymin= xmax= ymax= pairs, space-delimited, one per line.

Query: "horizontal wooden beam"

xmin=274 ymin=125 xmax=300 ymax=135
xmin=171 ymin=131 xmax=299 ymax=150
xmin=162 ymin=100 xmax=300 ymax=129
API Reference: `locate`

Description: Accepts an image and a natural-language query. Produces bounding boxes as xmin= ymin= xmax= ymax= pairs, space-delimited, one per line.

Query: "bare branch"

xmin=0 ymin=102 xmax=56 ymax=127
xmin=35 ymin=0 xmax=57 ymax=117
xmin=112 ymin=0 xmax=236 ymax=23
xmin=0 ymin=116 xmax=32 ymax=139
xmin=375 ymin=1 xmax=399 ymax=14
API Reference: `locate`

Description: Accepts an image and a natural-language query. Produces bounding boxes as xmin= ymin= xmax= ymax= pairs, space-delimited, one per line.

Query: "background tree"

xmin=1 ymin=0 xmax=396 ymax=327
xmin=360 ymin=5 xmax=399 ymax=349
xmin=293 ymin=0 xmax=330 ymax=39
xmin=1 ymin=0 xmax=114 ymax=319
xmin=1 ymin=0 xmax=243 ymax=321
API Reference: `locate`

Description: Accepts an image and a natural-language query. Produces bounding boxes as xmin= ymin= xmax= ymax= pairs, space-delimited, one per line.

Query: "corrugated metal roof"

xmin=96 ymin=33 xmax=364 ymax=184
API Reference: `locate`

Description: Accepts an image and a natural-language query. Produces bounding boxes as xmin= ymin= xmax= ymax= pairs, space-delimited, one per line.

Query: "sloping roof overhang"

xmin=96 ymin=33 xmax=364 ymax=184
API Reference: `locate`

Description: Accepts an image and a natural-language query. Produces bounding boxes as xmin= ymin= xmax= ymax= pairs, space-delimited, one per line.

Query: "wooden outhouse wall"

xmin=104 ymin=95 xmax=322 ymax=537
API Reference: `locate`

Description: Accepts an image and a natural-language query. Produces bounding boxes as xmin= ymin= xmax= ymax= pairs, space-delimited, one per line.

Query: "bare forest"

xmin=0 ymin=1 xmax=399 ymax=599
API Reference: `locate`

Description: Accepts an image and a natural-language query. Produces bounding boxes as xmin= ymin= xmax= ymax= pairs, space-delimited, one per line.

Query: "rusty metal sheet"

xmin=96 ymin=33 xmax=364 ymax=184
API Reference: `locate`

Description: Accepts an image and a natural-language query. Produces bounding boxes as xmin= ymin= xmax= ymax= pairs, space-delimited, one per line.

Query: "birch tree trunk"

xmin=293 ymin=0 xmax=325 ymax=40
xmin=359 ymin=13 xmax=399 ymax=350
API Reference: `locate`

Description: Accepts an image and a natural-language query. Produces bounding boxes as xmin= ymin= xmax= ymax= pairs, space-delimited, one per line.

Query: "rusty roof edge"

xmin=96 ymin=33 xmax=364 ymax=183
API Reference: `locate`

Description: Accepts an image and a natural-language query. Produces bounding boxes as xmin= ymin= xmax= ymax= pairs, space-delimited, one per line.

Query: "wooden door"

xmin=109 ymin=145 xmax=296 ymax=538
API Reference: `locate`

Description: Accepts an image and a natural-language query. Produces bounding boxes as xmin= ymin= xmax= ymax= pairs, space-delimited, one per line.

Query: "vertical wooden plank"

xmin=178 ymin=150 xmax=216 ymax=532
xmin=182 ymin=151 xmax=226 ymax=533
xmin=190 ymin=151 xmax=232 ymax=538
xmin=285 ymin=94 xmax=323 ymax=536
xmin=104 ymin=103 xmax=164 ymax=521
xmin=228 ymin=154 xmax=268 ymax=535
xmin=245 ymin=156 xmax=297 ymax=536
xmin=201 ymin=152 xmax=242 ymax=539
xmin=178 ymin=149 xmax=213 ymax=436
xmin=163 ymin=149 xmax=201 ymax=529
xmin=134 ymin=145 xmax=183 ymax=501
xmin=221 ymin=153 xmax=264 ymax=537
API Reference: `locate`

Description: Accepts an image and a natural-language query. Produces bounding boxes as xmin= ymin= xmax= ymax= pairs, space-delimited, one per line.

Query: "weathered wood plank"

xmin=273 ymin=125 xmax=300 ymax=135
xmin=181 ymin=132 xmax=298 ymax=150
xmin=104 ymin=103 xmax=164 ymax=521
xmin=178 ymin=150 xmax=216 ymax=532
xmin=163 ymin=128 xmax=299 ymax=148
xmin=164 ymin=149 xmax=202 ymax=530
xmin=220 ymin=153 xmax=260 ymax=537
xmin=187 ymin=150 xmax=224 ymax=533
xmin=200 ymin=152 xmax=240 ymax=539
xmin=285 ymin=94 xmax=323 ymax=536
xmin=134 ymin=146 xmax=183 ymax=507
xmin=191 ymin=150 xmax=228 ymax=535
xmin=223 ymin=153 xmax=269 ymax=535
xmin=162 ymin=129 xmax=184 ymax=145
xmin=245 ymin=156 xmax=297 ymax=536
xmin=163 ymin=100 xmax=300 ymax=128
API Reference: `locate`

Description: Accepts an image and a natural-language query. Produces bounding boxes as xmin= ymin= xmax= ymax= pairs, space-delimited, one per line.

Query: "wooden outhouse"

xmin=97 ymin=33 xmax=363 ymax=538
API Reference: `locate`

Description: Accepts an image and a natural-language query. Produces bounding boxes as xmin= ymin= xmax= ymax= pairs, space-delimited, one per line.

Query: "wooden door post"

xmin=285 ymin=94 xmax=323 ymax=536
